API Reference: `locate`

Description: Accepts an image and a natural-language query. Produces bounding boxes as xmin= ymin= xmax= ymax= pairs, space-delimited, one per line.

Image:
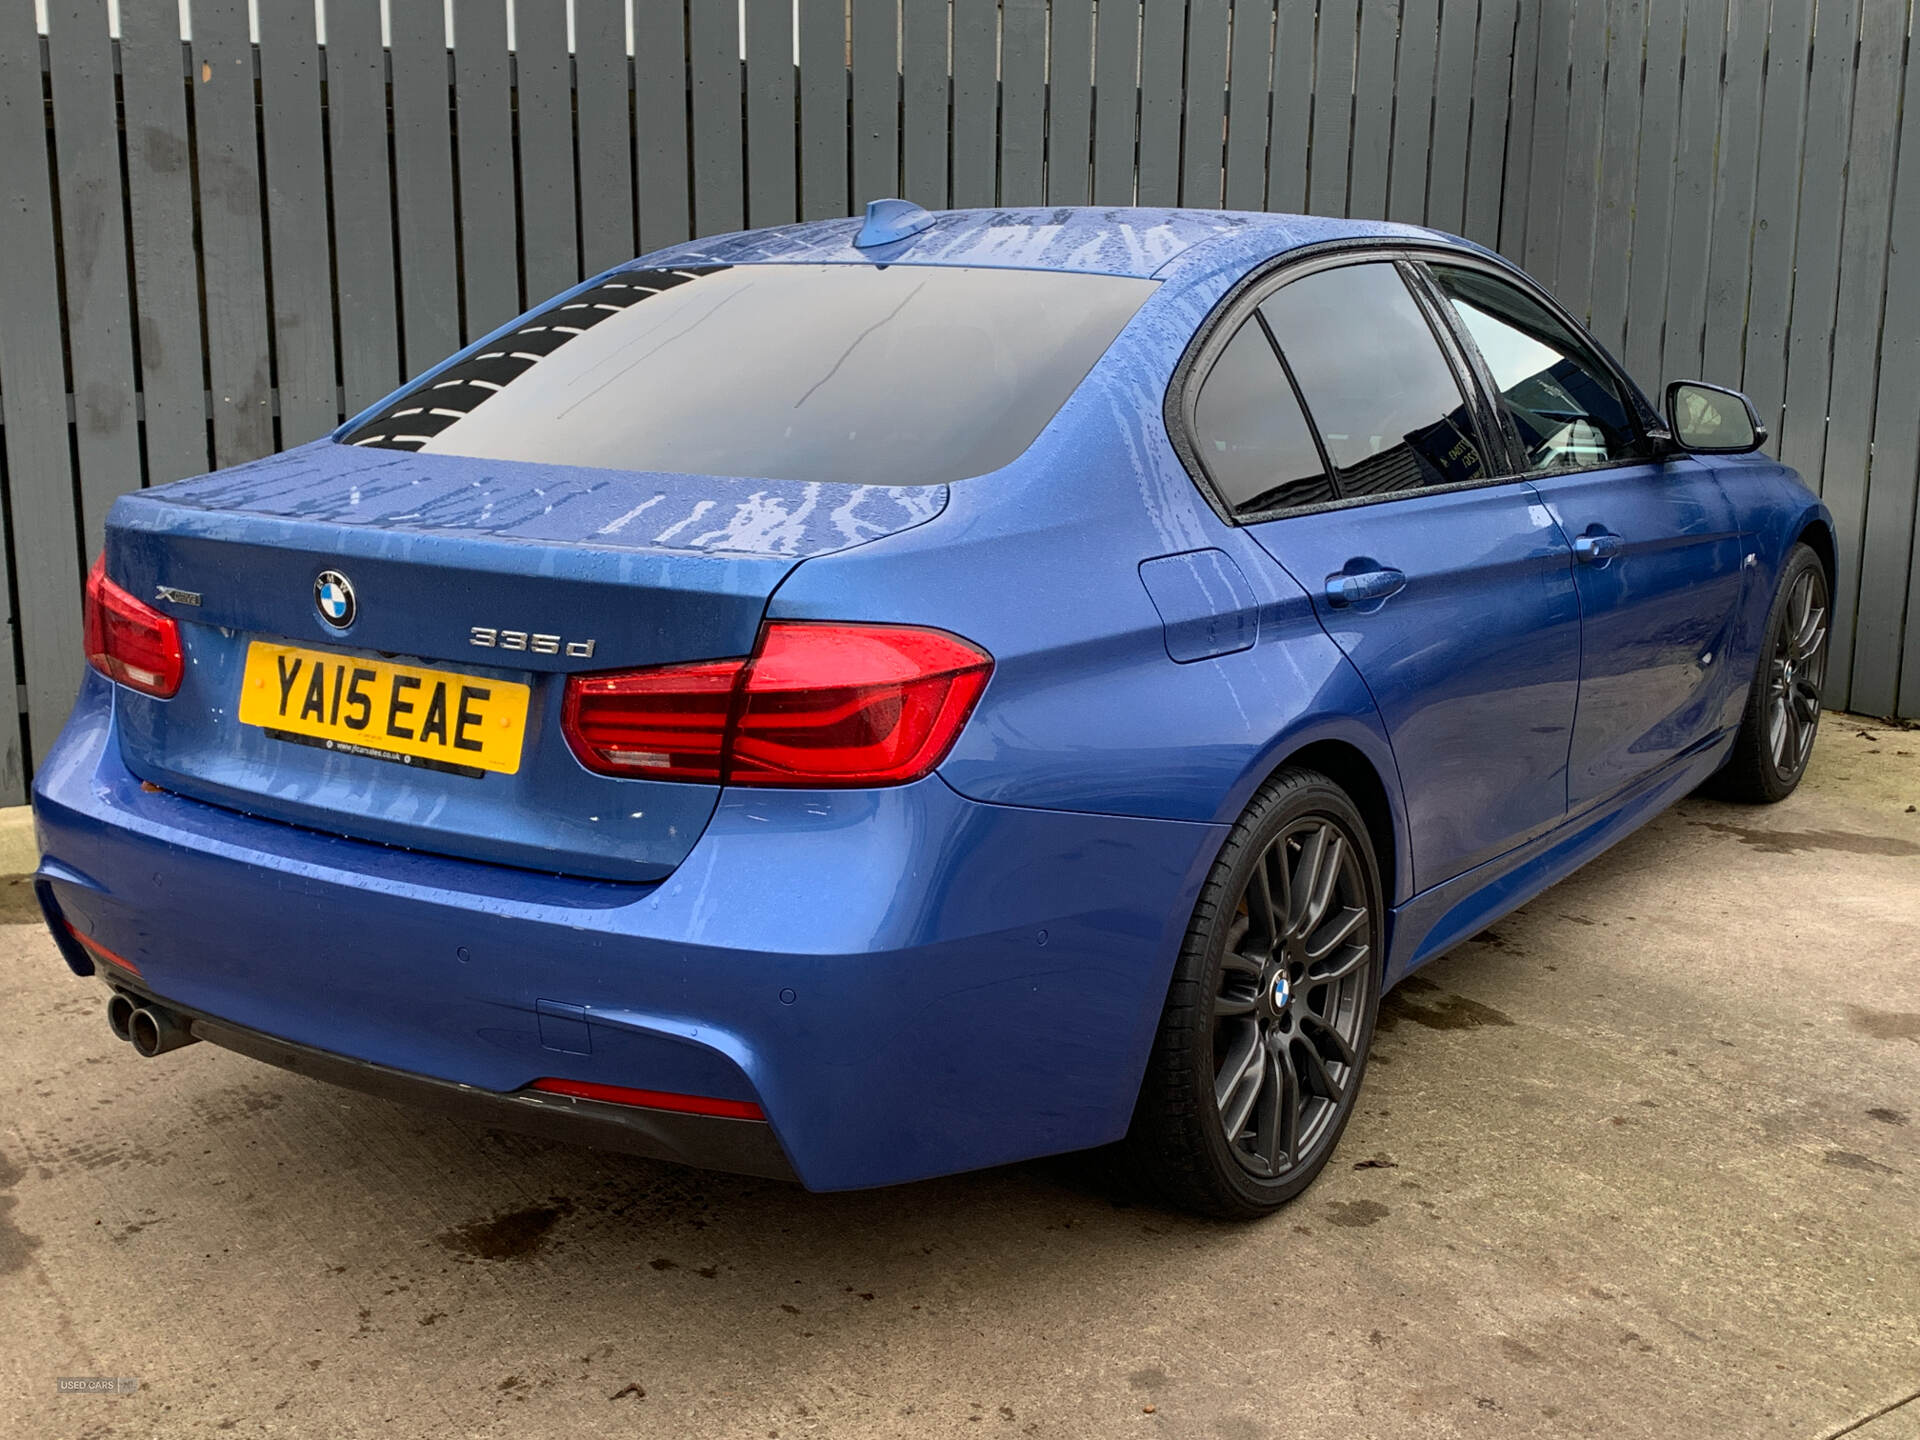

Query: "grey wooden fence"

xmin=1 ymin=0 xmax=1917 ymax=808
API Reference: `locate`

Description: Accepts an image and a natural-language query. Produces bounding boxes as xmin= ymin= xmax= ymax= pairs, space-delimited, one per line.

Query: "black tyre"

xmin=1709 ymin=542 xmax=1830 ymax=804
xmin=1126 ymin=767 xmax=1383 ymax=1219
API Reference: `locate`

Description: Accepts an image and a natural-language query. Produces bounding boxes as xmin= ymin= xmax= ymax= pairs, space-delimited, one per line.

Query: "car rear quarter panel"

xmin=764 ymin=254 xmax=1417 ymax=909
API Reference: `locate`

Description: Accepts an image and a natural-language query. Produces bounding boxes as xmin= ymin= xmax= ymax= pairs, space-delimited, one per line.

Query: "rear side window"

xmin=1190 ymin=318 xmax=1335 ymax=514
xmin=1428 ymin=264 xmax=1650 ymax=473
xmin=341 ymin=264 xmax=1154 ymax=487
xmin=1259 ymin=263 xmax=1489 ymax=497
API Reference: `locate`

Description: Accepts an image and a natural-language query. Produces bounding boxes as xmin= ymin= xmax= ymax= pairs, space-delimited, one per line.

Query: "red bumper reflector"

xmin=69 ymin=926 xmax=142 ymax=976
xmin=528 ymin=1077 xmax=765 ymax=1120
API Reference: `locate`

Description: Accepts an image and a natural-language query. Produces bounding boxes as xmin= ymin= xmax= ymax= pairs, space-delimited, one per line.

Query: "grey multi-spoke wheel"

xmin=1711 ymin=541 xmax=1830 ymax=804
xmin=1765 ymin=566 xmax=1827 ymax=775
xmin=1127 ymin=766 xmax=1383 ymax=1218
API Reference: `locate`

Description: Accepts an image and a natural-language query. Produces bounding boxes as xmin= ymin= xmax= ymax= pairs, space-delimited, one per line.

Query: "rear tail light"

xmin=84 ymin=555 xmax=184 ymax=698
xmin=561 ymin=622 xmax=992 ymax=787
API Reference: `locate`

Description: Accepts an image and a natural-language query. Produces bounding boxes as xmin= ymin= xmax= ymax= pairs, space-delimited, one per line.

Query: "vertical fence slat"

xmin=690 ymin=0 xmax=746 ymax=234
xmin=1497 ymin=0 xmax=1540 ymax=257
xmin=1774 ymin=0 xmax=1857 ymax=480
xmin=47 ymin=0 xmax=141 ymax=555
xmin=901 ymin=0 xmax=948 ymax=208
xmin=1138 ymin=0 xmax=1186 ymax=207
xmin=1267 ymin=0 xmax=1313 ymax=211
xmin=1181 ymin=0 xmax=1230 ymax=207
xmin=1224 ymin=0 xmax=1276 ymax=211
xmin=1740 ymin=0 xmax=1815 ymax=445
xmin=1387 ymin=0 xmax=1439 ymax=227
xmin=1586 ymin=0 xmax=1646 ymax=358
xmin=851 ymin=0 xmax=899 ymax=204
xmin=1001 ymin=0 xmax=1046 ymax=204
xmin=1308 ymin=0 xmax=1357 ymax=215
xmin=1093 ymin=0 xmax=1143 ymax=206
xmin=323 ymin=0 xmax=400 ymax=413
xmin=1347 ymin=0 xmax=1395 ymax=221
xmin=1521 ymin=0 xmax=1570 ymax=277
xmin=952 ymin=0 xmax=999 ymax=206
xmin=576 ymin=0 xmax=637 ymax=269
xmin=1854 ymin=7 xmax=1920 ymax=716
xmin=191 ymin=0 xmax=276 ymax=462
xmin=1619 ymin=0 xmax=1682 ymax=391
xmin=120 ymin=0 xmax=209 ymax=481
xmin=257 ymin=0 xmax=338 ymax=446
xmin=797 ymin=0 xmax=848 ymax=218
xmin=390 ymin=0 xmax=460 ymax=375
xmin=1807 ymin=0 xmax=1890 ymax=708
xmin=637 ymin=0 xmax=695 ymax=242
xmin=1701 ymin=0 xmax=1765 ymax=386
xmin=1047 ymin=0 xmax=1094 ymax=204
xmin=1426 ymin=0 xmax=1476 ymax=232
xmin=1551 ymin=0 xmax=1606 ymax=319
xmin=0 ymin=0 xmax=73 ymax=774
xmin=453 ymin=0 xmax=520 ymax=328
xmin=515 ymin=1 xmax=579 ymax=297
xmin=1463 ymin=0 xmax=1518 ymax=250
xmin=746 ymin=0 xmax=800 ymax=225
xmin=1657 ymin=0 xmax=1727 ymax=388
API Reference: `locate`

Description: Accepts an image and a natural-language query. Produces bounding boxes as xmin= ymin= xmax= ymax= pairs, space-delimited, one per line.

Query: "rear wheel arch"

xmin=1247 ymin=739 xmax=1403 ymax=910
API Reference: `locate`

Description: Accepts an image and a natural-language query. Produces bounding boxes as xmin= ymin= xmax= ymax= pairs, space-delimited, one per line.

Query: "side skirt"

xmin=1383 ymin=727 xmax=1738 ymax=985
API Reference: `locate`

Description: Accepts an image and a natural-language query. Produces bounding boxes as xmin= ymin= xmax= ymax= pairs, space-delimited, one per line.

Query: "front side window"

xmin=342 ymin=264 xmax=1155 ymax=487
xmin=1190 ymin=317 xmax=1335 ymax=514
xmin=1429 ymin=264 xmax=1650 ymax=474
xmin=1258 ymin=262 xmax=1489 ymax=497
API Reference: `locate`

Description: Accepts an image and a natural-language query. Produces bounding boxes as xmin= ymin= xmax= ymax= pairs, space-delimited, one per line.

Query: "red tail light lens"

xmin=84 ymin=555 xmax=183 ymax=698
xmin=561 ymin=622 xmax=992 ymax=787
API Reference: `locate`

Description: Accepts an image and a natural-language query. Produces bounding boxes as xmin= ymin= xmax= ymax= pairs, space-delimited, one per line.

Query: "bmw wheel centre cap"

xmin=315 ymin=570 xmax=356 ymax=628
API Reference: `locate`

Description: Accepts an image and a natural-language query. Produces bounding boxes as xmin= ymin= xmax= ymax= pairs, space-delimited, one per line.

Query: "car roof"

xmin=629 ymin=206 xmax=1467 ymax=281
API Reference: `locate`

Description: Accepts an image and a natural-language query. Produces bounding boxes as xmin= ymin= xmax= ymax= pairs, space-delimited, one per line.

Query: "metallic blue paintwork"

xmin=1525 ymin=456 xmax=1748 ymax=806
xmin=34 ymin=207 xmax=1834 ymax=1189
xmin=39 ymin=671 xmax=1223 ymax=1190
xmin=105 ymin=446 xmax=947 ymax=881
xmin=1249 ymin=479 xmax=1583 ymax=891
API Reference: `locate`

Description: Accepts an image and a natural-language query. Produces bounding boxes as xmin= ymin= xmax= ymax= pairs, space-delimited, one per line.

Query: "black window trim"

xmin=1165 ymin=239 xmax=1670 ymax=528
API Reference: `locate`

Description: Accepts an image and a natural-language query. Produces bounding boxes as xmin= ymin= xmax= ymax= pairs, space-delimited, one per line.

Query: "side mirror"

xmin=1664 ymin=381 xmax=1767 ymax=454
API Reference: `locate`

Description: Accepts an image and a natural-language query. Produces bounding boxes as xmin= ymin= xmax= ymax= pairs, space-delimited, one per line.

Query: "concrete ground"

xmin=3 ymin=719 xmax=1917 ymax=1440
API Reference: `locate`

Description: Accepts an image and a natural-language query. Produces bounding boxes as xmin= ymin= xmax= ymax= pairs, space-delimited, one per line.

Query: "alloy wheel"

xmin=1766 ymin=566 xmax=1828 ymax=776
xmin=1210 ymin=817 xmax=1374 ymax=1178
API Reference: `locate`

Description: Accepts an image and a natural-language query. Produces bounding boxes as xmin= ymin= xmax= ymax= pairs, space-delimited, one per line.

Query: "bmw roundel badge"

xmin=314 ymin=570 xmax=356 ymax=629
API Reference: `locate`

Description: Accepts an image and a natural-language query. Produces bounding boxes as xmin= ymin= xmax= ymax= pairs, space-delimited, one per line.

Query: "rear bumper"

xmin=34 ymin=674 xmax=1224 ymax=1190
xmin=94 ymin=974 xmax=795 ymax=1179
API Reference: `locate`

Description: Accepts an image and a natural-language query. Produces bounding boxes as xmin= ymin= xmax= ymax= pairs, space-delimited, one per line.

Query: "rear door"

xmin=1187 ymin=257 xmax=1581 ymax=893
xmin=1420 ymin=262 xmax=1748 ymax=810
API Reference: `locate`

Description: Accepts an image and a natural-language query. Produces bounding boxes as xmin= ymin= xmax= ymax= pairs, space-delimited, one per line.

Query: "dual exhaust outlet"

xmin=105 ymin=992 xmax=198 ymax=1058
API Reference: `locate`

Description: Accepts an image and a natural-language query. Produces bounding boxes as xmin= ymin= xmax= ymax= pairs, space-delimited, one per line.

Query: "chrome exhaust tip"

xmin=105 ymin=992 xmax=136 ymax=1043
xmin=127 ymin=1002 xmax=198 ymax=1058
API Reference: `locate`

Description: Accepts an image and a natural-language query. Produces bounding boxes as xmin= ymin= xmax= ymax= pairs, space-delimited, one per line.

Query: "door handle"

xmin=1573 ymin=531 xmax=1623 ymax=565
xmin=1325 ymin=567 xmax=1407 ymax=608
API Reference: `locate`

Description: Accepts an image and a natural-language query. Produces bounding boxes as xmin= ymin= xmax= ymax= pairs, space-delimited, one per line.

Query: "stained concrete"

xmin=2 ymin=718 xmax=1917 ymax=1438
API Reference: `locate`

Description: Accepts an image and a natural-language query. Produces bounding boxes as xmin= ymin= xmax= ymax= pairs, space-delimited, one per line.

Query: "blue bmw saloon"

xmin=34 ymin=204 xmax=1833 ymax=1217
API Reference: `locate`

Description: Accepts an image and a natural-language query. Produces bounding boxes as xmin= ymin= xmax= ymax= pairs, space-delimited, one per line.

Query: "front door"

xmin=1526 ymin=460 xmax=1746 ymax=807
xmin=1421 ymin=261 xmax=1747 ymax=809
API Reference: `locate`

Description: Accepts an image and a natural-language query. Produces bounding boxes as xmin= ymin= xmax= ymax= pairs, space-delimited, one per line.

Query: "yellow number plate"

xmin=237 ymin=641 xmax=530 ymax=777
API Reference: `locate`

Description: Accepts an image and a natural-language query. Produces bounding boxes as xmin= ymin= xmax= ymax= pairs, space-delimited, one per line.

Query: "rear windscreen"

xmin=341 ymin=264 xmax=1156 ymax=487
